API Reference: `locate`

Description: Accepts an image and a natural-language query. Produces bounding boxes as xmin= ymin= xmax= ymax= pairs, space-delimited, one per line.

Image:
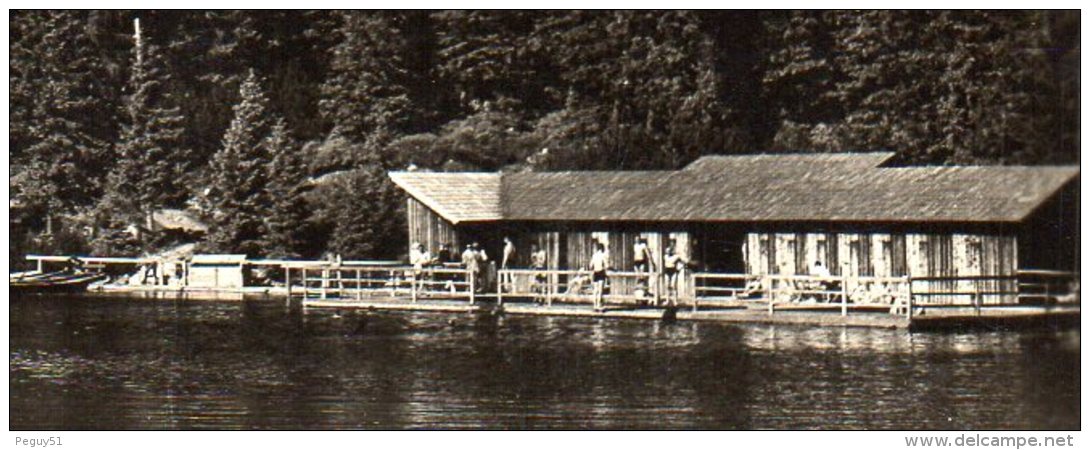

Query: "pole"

xmin=841 ymin=275 xmax=848 ymax=316
xmin=469 ymin=271 xmax=476 ymax=305
xmin=497 ymin=271 xmax=504 ymax=306
xmin=286 ymin=267 xmax=292 ymax=299
xmin=767 ymin=275 xmax=774 ymax=316
xmin=906 ymin=277 xmax=914 ymax=320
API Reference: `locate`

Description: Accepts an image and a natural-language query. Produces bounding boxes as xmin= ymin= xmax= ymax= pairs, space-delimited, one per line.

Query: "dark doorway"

xmin=698 ymin=223 xmax=748 ymax=273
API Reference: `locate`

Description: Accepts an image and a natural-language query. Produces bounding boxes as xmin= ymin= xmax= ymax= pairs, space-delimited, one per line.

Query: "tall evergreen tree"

xmin=323 ymin=159 xmax=406 ymax=260
xmin=205 ymin=70 xmax=274 ymax=256
xmin=10 ymin=11 xmax=118 ymax=233
xmin=261 ymin=119 xmax=311 ymax=258
xmin=320 ymin=12 xmax=419 ymax=152
xmin=102 ymin=19 xmax=188 ymax=235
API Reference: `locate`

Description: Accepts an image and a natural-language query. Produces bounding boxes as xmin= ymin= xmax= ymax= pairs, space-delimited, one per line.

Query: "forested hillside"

xmin=9 ymin=10 xmax=1080 ymax=264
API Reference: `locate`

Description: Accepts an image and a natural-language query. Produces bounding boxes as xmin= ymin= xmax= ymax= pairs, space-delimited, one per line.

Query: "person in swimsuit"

xmin=530 ymin=243 xmax=548 ymax=301
xmin=590 ymin=241 xmax=609 ymax=311
xmin=663 ymin=244 xmax=686 ymax=306
xmin=633 ymin=238 xmax=655 ymax=273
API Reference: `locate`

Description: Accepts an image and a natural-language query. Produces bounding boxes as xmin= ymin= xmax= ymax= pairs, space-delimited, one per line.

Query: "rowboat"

xmin=9 ymin=270 xmax=107 ymax=294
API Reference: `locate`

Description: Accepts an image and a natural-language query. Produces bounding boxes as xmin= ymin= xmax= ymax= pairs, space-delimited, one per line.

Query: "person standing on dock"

xmin=462 ymin=243 xmax=486 ymax=293
xmin=438 ymin=243 xmax=453 ymax=265
xmin=664 ymin=244 xmax=686 ymax=306
xmin=530 ymin=243 xmax=547 ymax=302
xmin=501 ymin=237 xmax=516 ymax=270
xmin=590 ymin=241 xmax=609 ymax=311
xmin=633 ymin=238 xmax=655 ymax=273
xmin=410 ymin=243 xmax=433 ymax=295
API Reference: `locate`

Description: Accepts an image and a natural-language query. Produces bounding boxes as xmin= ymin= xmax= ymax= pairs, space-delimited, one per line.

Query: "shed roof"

xmin=389 ymin=172 xmax=503 ymax=222
xmin=191 ymin=254 xmax=248 ymax=264
xmin=390 ymin=153 xmax=1078 ymax=225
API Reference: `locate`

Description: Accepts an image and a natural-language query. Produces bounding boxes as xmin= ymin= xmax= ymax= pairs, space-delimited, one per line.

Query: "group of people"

xmin=409 ymin=236 xmax=689 ymax=311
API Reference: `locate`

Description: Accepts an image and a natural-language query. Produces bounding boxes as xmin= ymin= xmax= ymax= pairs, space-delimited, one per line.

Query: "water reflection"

xmin=9 ymin=294 xmax=1079 ymax=430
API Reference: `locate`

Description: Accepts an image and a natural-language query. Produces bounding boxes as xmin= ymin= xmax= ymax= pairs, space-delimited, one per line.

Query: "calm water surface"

xmin=9 ymin=294 xmax=1080 ymax=430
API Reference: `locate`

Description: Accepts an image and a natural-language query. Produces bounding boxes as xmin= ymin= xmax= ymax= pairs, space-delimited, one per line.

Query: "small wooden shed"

xmin=187 ymin=254 xmax=247 ymax=288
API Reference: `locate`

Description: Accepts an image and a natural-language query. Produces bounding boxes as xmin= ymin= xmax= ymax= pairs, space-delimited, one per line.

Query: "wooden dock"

xmin=297 ymin=295 xmax=1079 ymax=331
xmin=19 ymin=254 xmax=1079 ymax=331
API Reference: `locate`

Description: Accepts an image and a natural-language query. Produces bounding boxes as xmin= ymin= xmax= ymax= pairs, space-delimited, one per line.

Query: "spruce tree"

xmin=261 ymin=119 xmax=311 ymax=258
xmin=324 ymin=158 xmax=406 ymax=260
xmin=205 ymin=69 xmax=274 ymax=256
xmin=97 ymin=18 xmax=188 ymax=252
xmin=320 ymin=12 xmax=418 ymax=149
xmin=10 ymin=11 xmax=117 ymax=232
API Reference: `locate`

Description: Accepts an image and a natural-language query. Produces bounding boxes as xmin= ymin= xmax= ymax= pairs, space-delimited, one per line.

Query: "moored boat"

xmin=10 ymin=270 xmax=107 ymax=294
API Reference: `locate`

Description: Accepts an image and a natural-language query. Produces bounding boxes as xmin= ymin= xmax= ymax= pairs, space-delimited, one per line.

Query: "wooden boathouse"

xmin=390 ymin=152 xmax=1079 ymax=307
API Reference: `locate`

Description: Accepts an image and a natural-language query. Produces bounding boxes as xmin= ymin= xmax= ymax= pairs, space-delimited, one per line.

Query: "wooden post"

xmin=469 ymin=271 xmax=476 ymax=305
xmin=286 ymin=267 xmax=292 ymax=299
xmin=301 ymin=268 xmax=307 ymax=300
xmin=692 ymin=274 xmax=699 ymax=312
xmin=36 ymin=258 xmax=43 ymax=273
xmin=321 ymin=269 xmax=327 ymax=300
xmin=767 ymin=275 xmax=774 ymax=316
xmin=841 ymin=275 xmax=849 ymax=316
xmin=497 ymin=271 xmax=504 ymax=306
xmin=356 ymin=269 xmax=362 ymax=300
xmin=411 ymin=271 xmax=418 ymax=303
xmin=906 ymin=277 xmax=914 ymax=321
xmin=546 ymin=272 xmax=553 ymax=307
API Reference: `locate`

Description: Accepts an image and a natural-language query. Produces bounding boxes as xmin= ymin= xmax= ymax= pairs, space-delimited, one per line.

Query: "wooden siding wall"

xmin=744 ymin=231 xmax=1018 ymax=304
xmin=407 ymin=198 xmax=460 ymax=256
xmin=491 ymin=229 xmax=695 ymax=298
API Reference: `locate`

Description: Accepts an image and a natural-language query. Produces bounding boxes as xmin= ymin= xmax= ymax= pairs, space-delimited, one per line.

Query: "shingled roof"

xmin=389 ymin=172 xmax=503 ymax=222
xmin=390 ymin=153 xmax=1078 ymax=224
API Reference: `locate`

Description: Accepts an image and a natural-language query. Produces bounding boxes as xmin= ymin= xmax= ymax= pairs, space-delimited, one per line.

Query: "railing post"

xmin=469 ymin=271 xmax=476 ymax=305
xmin=766 ymin=275 xmax=774 ymax=315
xmin=692 ymin=274 xmax=699 ymax=312
xmin=906 ymin=277 xmax=914 ymax=320
xmin=497 ymin=270 xmax=504 ymax=306
xmin=285 ymin=267 xmax=292 ymax=300
xmin=841 ymin=275 xmax=849 ymax=316
xmin=411 ymin=270 xmax=418 ymax=303
xmin=301 ymin=268 xmax=307 ymax=300
xmin=321 ymin=268 xmax=328 ymax=300
xmin=546 ymin=271 xmax=553 ymax=307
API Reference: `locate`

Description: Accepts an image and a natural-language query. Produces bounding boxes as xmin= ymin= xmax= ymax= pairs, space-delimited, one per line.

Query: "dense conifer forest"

xmin=9 ymin=10 xmax=1080 ymax=264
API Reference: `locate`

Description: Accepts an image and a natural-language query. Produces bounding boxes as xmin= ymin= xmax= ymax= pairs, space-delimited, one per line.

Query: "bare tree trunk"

xmin=145 ymin=209 xmax=155 ymax=233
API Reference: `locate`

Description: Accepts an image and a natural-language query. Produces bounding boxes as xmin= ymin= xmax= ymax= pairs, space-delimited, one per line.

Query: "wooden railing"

xmin=291 ymin=264 xmax=476 ymax=303
xmin=496 ymin=269 xmax=668 ymax=306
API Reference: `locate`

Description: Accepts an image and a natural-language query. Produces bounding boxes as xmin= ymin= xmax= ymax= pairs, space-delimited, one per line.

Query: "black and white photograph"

xmin=6 ymin=8 xmax=1082 ymax=440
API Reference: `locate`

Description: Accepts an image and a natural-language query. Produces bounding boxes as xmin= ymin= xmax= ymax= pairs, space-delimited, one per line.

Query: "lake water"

xmin=8 ymin=294 xmax=1080 ymax=430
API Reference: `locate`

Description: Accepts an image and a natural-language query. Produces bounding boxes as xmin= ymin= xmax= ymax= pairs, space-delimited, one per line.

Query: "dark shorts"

xmin=593 ymin=270 xmax=607 ymax=282
xmin=664 ymin=268 xmax=678 ymax=278
xmin=634 ymin=261 xmax=648 ymax=271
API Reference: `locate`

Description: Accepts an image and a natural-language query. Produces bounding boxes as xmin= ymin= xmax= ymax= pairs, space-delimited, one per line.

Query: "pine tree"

xmin=10 ymin=11 xmax=117 ymax=233
xmin=98 ymin=19 xmax=189 ymax=249
xmin=261 ymin=119 xmax=311 ymax=258
xmin=325 ymin=159 xmax=406 ymax=260
xmin=320 ymin=12 xmax=418 ymax=149
xmin=205 ymin=70 xmax=274 ymax=256
xmin=433 ymin=10 xmax=547 ymax=115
